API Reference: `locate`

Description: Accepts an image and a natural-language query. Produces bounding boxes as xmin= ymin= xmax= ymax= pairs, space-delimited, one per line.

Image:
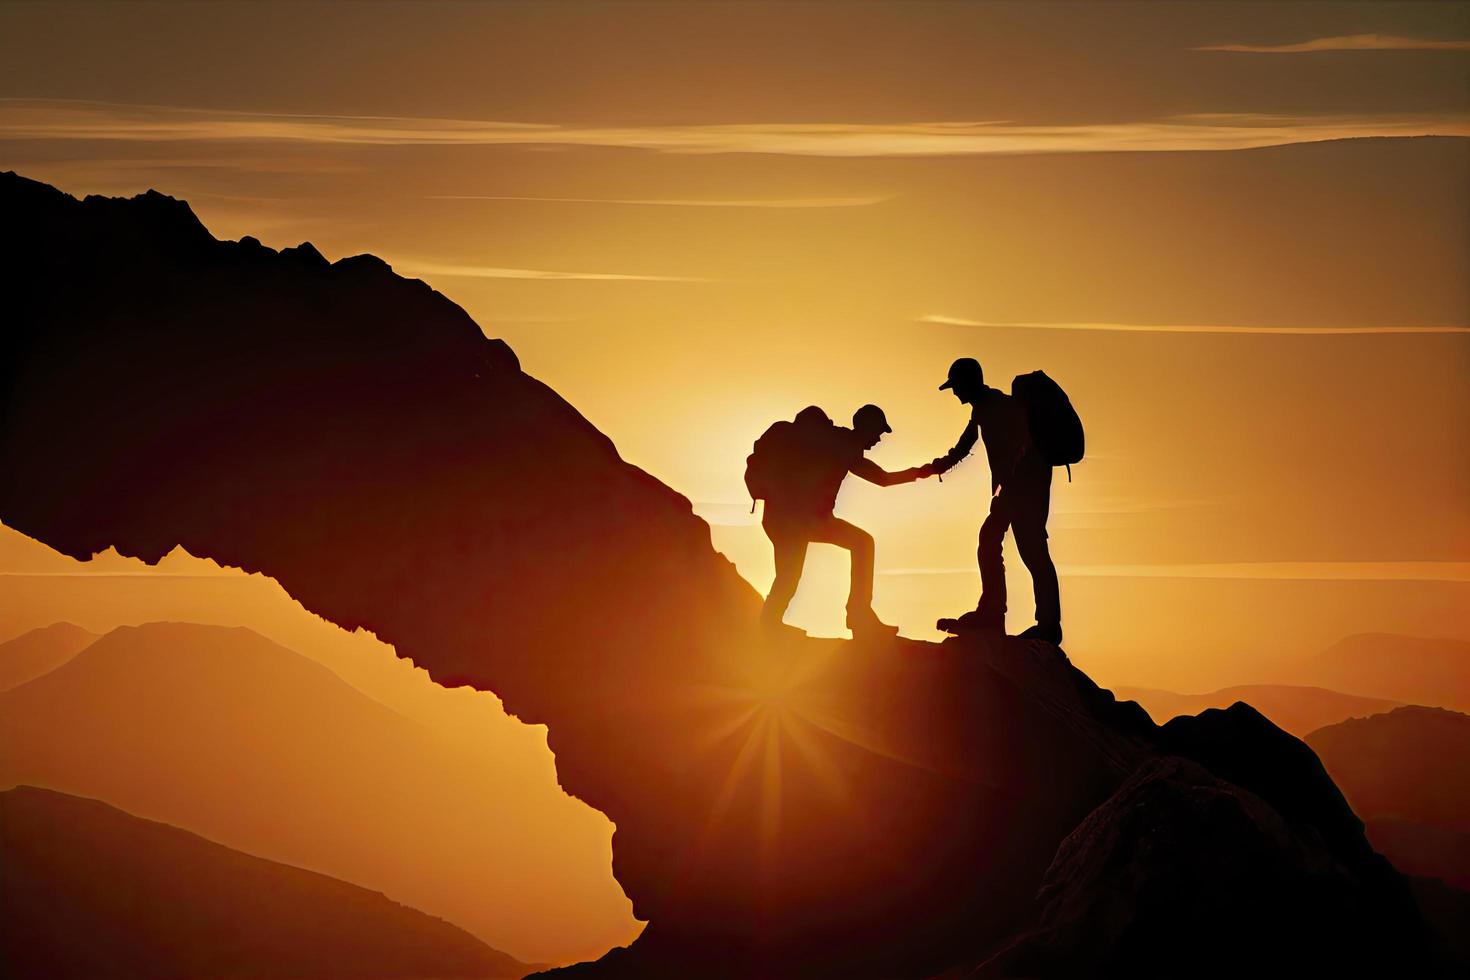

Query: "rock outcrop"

xmin=0 ymin=173 xmax=1451 ymax=977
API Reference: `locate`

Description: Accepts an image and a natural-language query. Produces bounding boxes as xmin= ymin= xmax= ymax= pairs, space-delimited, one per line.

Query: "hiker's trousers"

xmin=977 ymin=454 xmax=1060 ymax=629
xmin=761 ymin=513 xmax=875 ymax=623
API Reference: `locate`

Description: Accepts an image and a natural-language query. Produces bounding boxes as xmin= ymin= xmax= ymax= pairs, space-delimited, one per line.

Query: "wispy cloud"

xmin=1195 ymin=34 xmax=1470 ymax=54
xmin=394 ymin=259 xmax=711 ymax=283
xmin=920 ymin=315 xmax=1470 ymax=335
xmin=3 ymin=100 xmax=1467 ymax=158
xmin=428 ymin=195 xmax=890 ymax=209
xmin=881 ymin=562 xmax=1470 ymax=582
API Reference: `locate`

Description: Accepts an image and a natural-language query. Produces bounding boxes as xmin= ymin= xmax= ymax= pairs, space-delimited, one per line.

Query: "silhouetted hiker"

xmin=930 ymin=358 xmax=1083 ymax=644
xmin=746 ymin=404 xmax=932 ymax=639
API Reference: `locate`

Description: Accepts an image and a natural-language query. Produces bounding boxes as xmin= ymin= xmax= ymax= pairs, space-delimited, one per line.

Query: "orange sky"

xmin=3 ymin=1 xmax=1465 ymax=673
xmin=1 ymin=0 xmax=1467 ymax=961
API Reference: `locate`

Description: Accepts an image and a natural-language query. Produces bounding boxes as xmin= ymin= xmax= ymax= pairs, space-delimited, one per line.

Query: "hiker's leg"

xmin=809 ymin=517 xmax=875 ymax=615
xmin=762 ymin=523 xmax=809 ymax=626
xmin=976 ymin=495 xmax=1011 ymax=620
xmin=1013 ymin=462 xmax=1059 ymax=630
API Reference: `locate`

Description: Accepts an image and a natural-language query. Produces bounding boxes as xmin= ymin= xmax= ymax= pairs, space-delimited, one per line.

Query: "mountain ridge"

xmin=0 ymin=622 xmax=98 ymax=692
xmin=0 ymin=172 xmax=1456 ymax=977
xmin=0 ymin=784 xmax=532 ymax=980
xmin=1117 ymin=682 xmax=1402 ymax=736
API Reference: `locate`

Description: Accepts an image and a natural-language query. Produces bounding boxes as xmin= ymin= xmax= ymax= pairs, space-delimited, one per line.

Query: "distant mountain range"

xmin=1115 ymin=683 xmax=1400 ymax=737
xmin=1 ymin=785 xmax=530 ymax=979
xmin=0 ymin=621 xmax=633 ymax=966
xmin=1293 ymin=634 xmax=1470 ymax=714
xmin=0 ymin=622 xmax=97 ymax=692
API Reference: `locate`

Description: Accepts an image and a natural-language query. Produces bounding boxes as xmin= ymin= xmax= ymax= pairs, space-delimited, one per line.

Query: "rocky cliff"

xmin=0 ymin=173 xmax=1451 ymax=977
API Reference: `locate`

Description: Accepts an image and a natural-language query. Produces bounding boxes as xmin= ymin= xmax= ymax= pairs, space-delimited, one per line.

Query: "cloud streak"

xmin=3 ymin=100 xmax=1467 ymax=158
xmin=394 ymin=259 xmax=711 ymax=283
xmin=920 ymin=315 xmax=1470 ymax=335
xmin=428 ymin=195 xmax=890 ymax=209
xmin=1195 ymin=34 xmax=1470 ymax=54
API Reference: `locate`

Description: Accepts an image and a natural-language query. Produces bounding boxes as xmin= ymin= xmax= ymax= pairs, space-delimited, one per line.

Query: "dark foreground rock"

xmin=976 ymin=756 xmax=1425 ymax=978
xmin=0 ymin=173 xmax=1455 ymax=978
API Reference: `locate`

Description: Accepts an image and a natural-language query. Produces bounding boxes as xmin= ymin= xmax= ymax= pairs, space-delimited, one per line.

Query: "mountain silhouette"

xmin=1116 ymin=682 xmax=1401 ymax=737
xmin=0 ymin=621 xmax=633 ymax=966
xmin=0 ymin=622 xmax=98 ymax=692
xmin=0 ymin=785 xmax=531 ymax=979
xmin=1309 ymin=706 xmax=1470 ymax=890
xmin=1294 ymin=634 xmax=1470 ymax=713
xmin=0 ymin=172 xmax=1457 ymax=976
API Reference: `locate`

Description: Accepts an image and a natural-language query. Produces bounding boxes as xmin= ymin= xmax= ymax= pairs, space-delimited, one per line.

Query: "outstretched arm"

xmin=931 ymin=416 xmax=979 ymax=474
xmin=850 ymin=458 xmax=931 ymax=487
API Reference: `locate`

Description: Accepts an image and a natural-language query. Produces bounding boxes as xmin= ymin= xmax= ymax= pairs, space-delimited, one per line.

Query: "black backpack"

xmin=1011 ymin=371 xmax=1084 ymax=478
xmin=745 ymin=407 xmax=847 ymax=512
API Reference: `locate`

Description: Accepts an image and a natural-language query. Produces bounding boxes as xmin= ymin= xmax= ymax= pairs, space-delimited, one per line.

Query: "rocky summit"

xmin=0 ymin=173 xmax=1457 ymax=978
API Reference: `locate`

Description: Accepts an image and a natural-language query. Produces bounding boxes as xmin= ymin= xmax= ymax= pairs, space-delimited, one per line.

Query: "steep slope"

xmin=0 ymin=622 xmax=98 ymax=692
xmin=0 ymin=785 xmax=530 ymax=979
xmin=0 ymin=173 xmax=1447 ymax=977
xmin=1296 ymin=634 xmax=1470 ymax=713
xmin=0 ymin=622 xmax=633 ymax=965
xmin=1117 ymin=683 xmax=1400 ymax=737
xmin=1309 ymin=706 xmax=1470 ymax=889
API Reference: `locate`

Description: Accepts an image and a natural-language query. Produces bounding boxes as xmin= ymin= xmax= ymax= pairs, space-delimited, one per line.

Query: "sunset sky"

xmin=2 ymin=2 xmax=1466 ymax=685
xmin=3 ymin=2 xmax=1469 ymax=967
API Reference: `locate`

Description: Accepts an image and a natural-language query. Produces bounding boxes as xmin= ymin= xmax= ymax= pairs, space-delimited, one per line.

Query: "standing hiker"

xmin=929 ymin=357 xmax=1083 ymax=644
xmin=746 ymin=404 xmax=932 ymax=639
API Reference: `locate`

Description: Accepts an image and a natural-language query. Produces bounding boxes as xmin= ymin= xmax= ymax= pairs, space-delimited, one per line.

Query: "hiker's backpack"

xmin=745 ymin=420 xmax=798 ymax=506
xmin=745 ymin=408 xmax=849 ymax=513
xmin=1011 ymin=371 xmax=1084 ymax=477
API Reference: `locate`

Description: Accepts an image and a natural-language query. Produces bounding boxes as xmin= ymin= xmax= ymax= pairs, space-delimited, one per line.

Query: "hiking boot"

xmin=846 ymin=607 xmax=899 ymax=640
xmin=937 ymin=607 xmax=1005 ymax=636
xmin=1019 ymin=622 xmax=1063 ymax=645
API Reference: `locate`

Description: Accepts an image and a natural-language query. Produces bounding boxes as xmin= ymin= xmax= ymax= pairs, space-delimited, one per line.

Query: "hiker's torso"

xmin=764 ymin=426 xmax=863 ymax=525
xmin=974 ymin=388 xmax=1032 ymax=488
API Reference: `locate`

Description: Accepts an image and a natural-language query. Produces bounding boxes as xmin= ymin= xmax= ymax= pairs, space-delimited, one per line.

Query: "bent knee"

xmin=843 ymin=527 xmax=874 ymax=555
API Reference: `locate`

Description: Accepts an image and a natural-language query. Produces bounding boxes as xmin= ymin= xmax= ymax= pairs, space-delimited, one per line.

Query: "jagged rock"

xmin=1160 ymin=702 xmax=1388 ymax=876
xmin=0 ymin=173 xmax=1450 ymax=977
xmin=975 ymin=756 xmax=1432 ymax=978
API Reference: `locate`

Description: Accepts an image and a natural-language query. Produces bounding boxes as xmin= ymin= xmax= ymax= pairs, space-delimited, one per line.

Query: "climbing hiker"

xmin=929 ymin=357 xmax=1083 ymax=644
xmin=746 ymin=404 xmax=932 ymax=639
